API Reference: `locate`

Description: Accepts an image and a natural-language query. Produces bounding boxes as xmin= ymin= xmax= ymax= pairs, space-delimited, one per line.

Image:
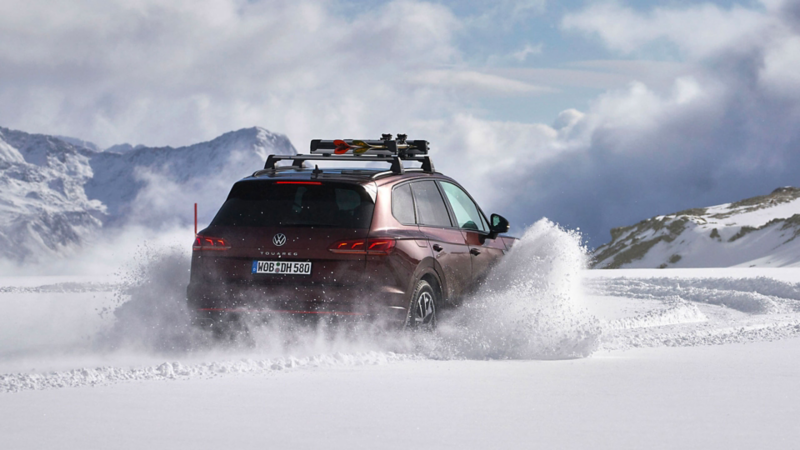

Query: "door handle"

xmin=432 ymin=244 xmax=443 ymax=252
xmin=470 ymin=248 xmax=481 ymax=256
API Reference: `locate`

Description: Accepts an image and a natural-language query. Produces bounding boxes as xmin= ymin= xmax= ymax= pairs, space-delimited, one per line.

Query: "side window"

xmin=440 ymin=182 xmax=488 ymax=232
xmin=411 ymin=181 xmax=452 ymax=228
xmin=392 ymin=183 xmax=416 ymax=225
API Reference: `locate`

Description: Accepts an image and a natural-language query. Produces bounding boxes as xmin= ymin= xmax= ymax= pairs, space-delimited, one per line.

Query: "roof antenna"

xmin=311 ymin=164 xmax=322 ymax=178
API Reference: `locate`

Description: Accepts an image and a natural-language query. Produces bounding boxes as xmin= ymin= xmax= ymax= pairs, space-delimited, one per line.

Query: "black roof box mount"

xmin=264 ymin=134 xmax=433 ymax=175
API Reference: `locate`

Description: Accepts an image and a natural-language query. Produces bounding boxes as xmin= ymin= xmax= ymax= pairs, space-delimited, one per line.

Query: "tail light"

xmin=330 ymin=239 xmax=366 ymax=253
xmin=366 ymin=239 xmax=395 ymax=254
xmin=193 ymin=235 xmax=231 ymax=251
xmin=329 ymin=239 xmax=396 ymax=255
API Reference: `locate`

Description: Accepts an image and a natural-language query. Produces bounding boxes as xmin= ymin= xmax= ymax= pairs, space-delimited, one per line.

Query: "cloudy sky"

xmin=1 ymin=0 xmax=799 ymax=246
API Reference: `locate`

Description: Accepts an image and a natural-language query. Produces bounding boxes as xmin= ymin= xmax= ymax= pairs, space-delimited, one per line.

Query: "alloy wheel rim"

xmin=414 ymin=291 xmax=435 ymax=327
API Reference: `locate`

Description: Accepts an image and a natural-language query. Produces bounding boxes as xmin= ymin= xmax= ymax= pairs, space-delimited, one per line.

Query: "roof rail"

xmin=263 ymin=134 xmax=434 ymax=175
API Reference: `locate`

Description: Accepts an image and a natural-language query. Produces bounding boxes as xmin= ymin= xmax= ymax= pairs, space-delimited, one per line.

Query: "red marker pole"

xmin=194 ymin=203 xmax=198 ymax=236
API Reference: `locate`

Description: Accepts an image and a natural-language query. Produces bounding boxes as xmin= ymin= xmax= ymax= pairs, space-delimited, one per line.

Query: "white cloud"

xmin=408 ymin=69 xmax=554 ymax=95
xmin=511 ymin=43 xmax=543 ymax=62
xmin=760 ymin=35 xmax=800 ymax=96
xmin=0 ymin=0 xmax=464 ymax=148
xmin=561 ymin=1 xmax=770 ymax=59
xmin=487 ymin=59 xmax=691 ymax=91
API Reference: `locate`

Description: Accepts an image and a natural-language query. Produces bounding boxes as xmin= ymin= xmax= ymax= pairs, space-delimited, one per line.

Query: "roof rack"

xmin=263 ymin=134 xmax=434 ymax=175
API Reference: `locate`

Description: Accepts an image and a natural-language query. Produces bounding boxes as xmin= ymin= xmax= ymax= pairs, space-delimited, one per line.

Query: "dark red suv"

xmin=187 ymin=136 xmax=514 ymax=329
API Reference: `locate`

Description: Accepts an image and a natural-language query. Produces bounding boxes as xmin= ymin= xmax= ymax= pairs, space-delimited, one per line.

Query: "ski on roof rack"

xmin=263 ymin=134 xmax=433 ymax=175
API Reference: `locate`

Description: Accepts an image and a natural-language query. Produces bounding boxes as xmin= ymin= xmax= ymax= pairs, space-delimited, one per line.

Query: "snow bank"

xmin=0 ymin=351 xmax=413 ymax=393
xmin=0 ymin=281 xmax=117 ymax=294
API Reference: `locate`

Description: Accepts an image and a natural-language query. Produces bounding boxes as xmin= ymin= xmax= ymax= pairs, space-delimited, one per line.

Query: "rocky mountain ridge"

xmin=593 ymin=187 xmax=800 ymax=269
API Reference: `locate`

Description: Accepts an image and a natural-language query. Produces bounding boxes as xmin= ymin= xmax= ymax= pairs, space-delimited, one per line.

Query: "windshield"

xmin=211 ymin=181 xmax=375 ymax=229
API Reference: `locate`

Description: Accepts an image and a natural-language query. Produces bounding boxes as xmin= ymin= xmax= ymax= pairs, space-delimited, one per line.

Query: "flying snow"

xmin=431 ymin=219 xmax=601 ymax=359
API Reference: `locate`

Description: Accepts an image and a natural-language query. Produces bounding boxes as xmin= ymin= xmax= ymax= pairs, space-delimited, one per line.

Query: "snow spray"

xmin=430 ymin=219 xmax=601 ymax=359
xmin=94 ymin=245 xmax=211 ymax=353
xmin=97 ymin=219 xmax=599 ymax=360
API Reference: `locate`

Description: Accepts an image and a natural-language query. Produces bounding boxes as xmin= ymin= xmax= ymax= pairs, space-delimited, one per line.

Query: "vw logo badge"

xmin=272 ymin=233 xmax=287 ymax=247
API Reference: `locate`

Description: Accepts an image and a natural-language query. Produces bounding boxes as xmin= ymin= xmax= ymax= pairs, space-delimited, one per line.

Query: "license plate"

xmin=252 ymin=260 xmax=312 ymax=275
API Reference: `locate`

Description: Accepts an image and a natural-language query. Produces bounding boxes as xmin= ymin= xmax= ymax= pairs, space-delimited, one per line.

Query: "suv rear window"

xmin=211 ymin=181 xmax=375 ymax=228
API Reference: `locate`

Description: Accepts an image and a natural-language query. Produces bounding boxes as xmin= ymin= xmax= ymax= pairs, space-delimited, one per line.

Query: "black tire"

xmin=406 ymin=279 xmax=437 ymax=331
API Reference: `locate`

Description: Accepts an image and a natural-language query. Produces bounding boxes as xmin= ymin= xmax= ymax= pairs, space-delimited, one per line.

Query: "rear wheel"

xmin=407 ymin=280 xmax=437 ymax=331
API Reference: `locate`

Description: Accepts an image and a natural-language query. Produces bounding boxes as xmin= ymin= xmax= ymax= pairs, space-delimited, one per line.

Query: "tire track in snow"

xmin=604 ymin=296 xmax=708 ymax=330
xmin=586 ymin=277 xmax=800 ymax=314
xmin=588 ymin=276 xmax=800 ymax=349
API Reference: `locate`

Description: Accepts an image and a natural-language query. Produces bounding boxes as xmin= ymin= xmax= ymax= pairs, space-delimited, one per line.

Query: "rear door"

xmin=193 ymin=180 xmax=374 ymax=288
xmin=409 ymin=180 xmax=472 ymax=302
xmin=438 ymin=181 xmax=505 ymax=286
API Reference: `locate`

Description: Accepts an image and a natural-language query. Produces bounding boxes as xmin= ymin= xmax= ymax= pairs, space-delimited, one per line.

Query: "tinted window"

xmin=411 ymin=181 xmax=452 ymax=228
xmin=440 ymin=182 xmax=487 ymax=232
xmin=211 ymin=181 xmax=374 ymax=228
xmin=392 ymin=183 xmax=416 ymax=224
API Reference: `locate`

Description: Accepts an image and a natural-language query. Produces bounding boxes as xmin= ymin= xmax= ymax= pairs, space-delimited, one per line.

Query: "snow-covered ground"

xmin=2 ymin=223 xmax=800 ymax=448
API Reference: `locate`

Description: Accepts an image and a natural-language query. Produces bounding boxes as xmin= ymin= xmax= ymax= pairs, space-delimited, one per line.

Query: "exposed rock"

xmin=593 ymin=188 xmax=800 ymax=268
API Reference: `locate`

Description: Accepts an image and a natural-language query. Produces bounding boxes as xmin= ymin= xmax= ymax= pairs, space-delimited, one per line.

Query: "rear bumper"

xmin=186 ymin=282 xmax=408 ymax=323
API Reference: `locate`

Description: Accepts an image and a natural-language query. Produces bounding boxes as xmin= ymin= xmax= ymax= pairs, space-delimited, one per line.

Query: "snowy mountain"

xmin=0 ymin=126 xmax=296 ymax=262
xmin=54 ymin=135 xmax=101 ymax=152
xmin=104 ymin=143 xmax=145 ymax=154
xmin=84 ymin=127 xmax=296 ymax=226
xmin=592 ymin=187 xmax=800 ymax=269
xmin=0 ymin=128 xmax=106 ymax=262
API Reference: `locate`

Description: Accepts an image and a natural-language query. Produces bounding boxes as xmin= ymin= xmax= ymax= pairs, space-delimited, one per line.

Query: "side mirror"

xmin=488 ymin=213 xmax=510 ymax=239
